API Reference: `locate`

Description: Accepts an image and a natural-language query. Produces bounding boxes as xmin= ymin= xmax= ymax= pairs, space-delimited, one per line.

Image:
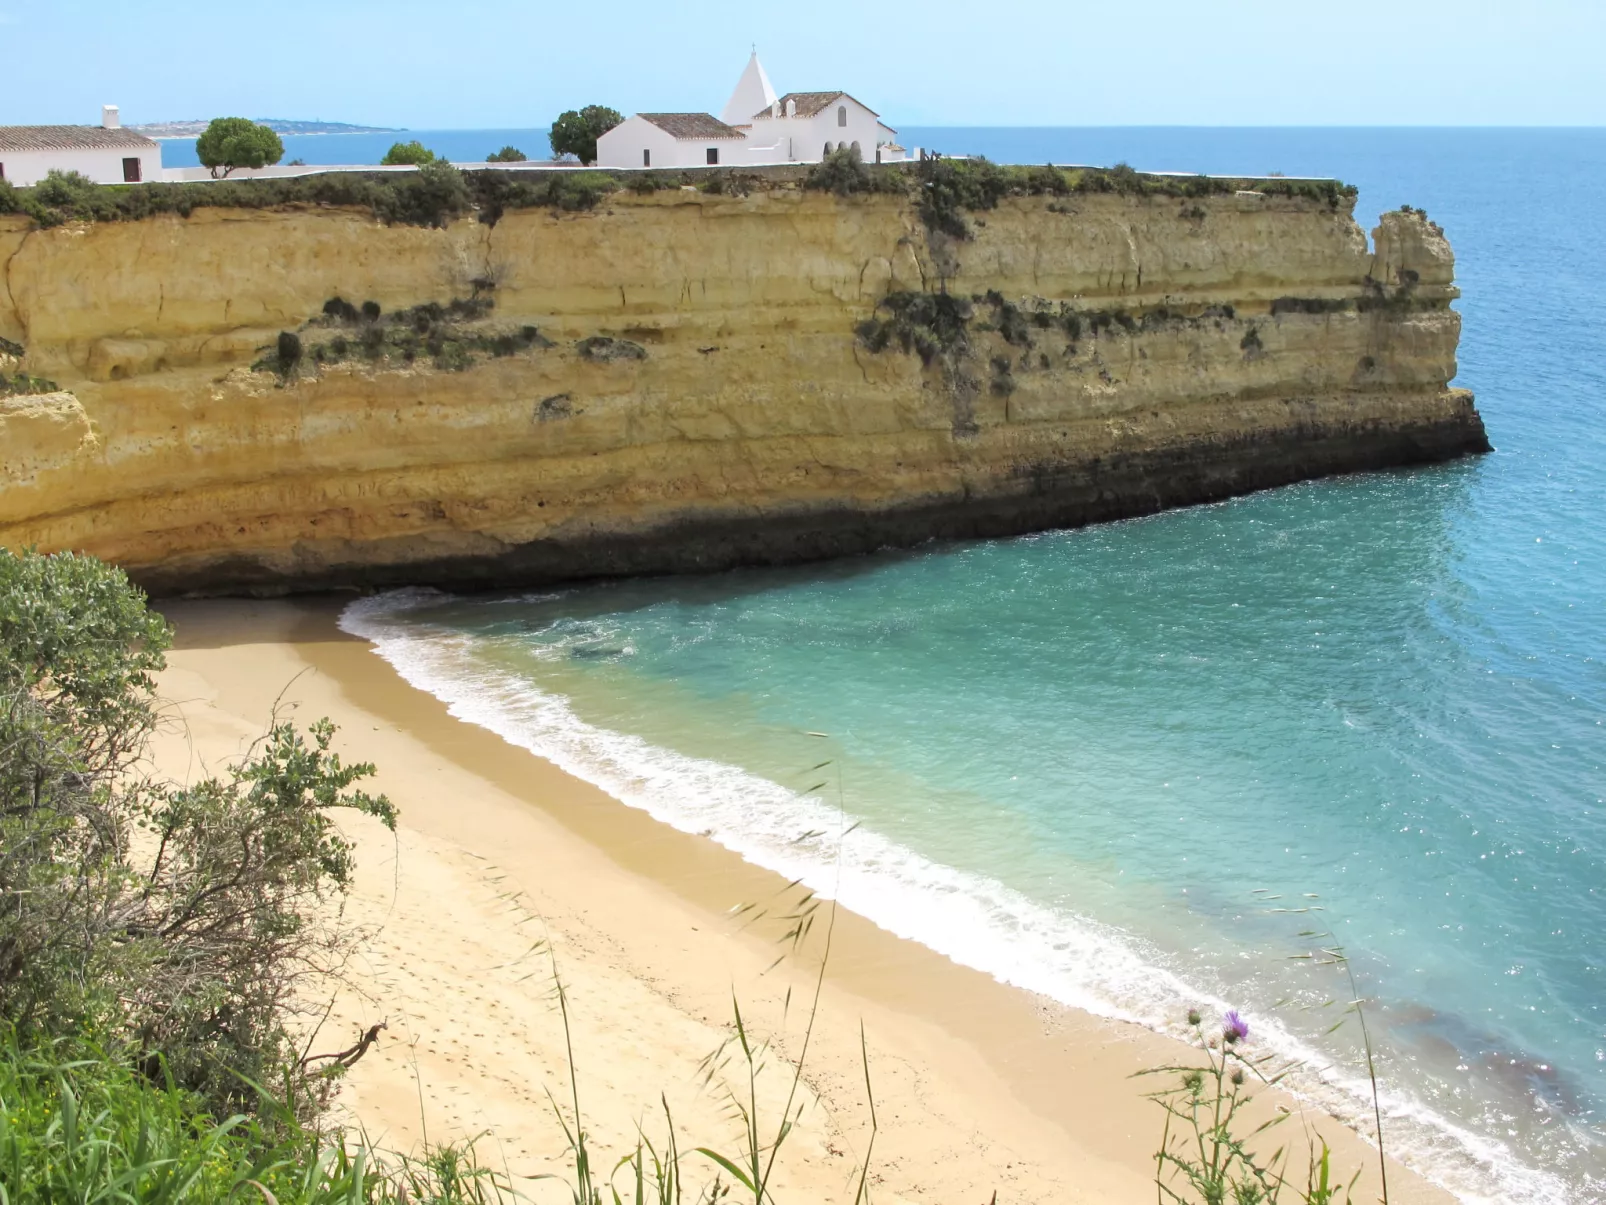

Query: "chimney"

xmin=102 ymin=105 xmax=121 ymax=129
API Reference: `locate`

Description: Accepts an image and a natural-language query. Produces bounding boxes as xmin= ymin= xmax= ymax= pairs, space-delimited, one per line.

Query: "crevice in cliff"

xmin=0 ymin=229 xmax=32 ymax=348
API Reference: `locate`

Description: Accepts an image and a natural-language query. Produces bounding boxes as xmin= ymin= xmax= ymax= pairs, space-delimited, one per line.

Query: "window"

xmin=851 ymin=140 xmax=861 ymax=156
xmin=122 ymin=157 xmax=141 ymax=183
xmin=643 ymin=149 xmax=651 ymax=167
xmin=707 ymin=147 xmax=719 ymax=165
xmin=837 ymin=105 xmax=847 ymax=127
xmin=824 ymin=142 xmax=833 ymax=157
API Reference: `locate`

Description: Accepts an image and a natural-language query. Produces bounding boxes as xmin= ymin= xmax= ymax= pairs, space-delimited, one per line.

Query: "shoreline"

xmin=150 ymin=597 xmax=1453 ymax=1204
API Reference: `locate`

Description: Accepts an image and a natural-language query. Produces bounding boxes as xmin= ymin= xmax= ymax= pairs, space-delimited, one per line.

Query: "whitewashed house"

xmin=0 ymin=107 xmax=162 ymax=186
xmin=596 ymin=53 xmax=907 ymax=170
xmin=594 ymin=112 xmax=749 ymax=170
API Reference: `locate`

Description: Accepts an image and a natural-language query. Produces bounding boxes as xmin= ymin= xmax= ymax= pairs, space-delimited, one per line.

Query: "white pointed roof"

xmin=720 ymin=51 xmax=778 ymax=125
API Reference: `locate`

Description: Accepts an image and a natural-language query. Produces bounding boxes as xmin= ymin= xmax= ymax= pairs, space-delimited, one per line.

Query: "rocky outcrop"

xmin=0 ymin=188 xmax=1487 ymax=595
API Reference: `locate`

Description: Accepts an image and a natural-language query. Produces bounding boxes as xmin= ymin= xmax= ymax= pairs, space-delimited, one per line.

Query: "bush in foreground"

xmin=0 ymin=547 xmax=395 ymax=1119
xmin=0 ymin=1026 xmax=508 ymax=1204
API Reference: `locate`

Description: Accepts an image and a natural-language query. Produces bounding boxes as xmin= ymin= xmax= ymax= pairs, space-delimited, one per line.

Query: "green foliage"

xmin=381 ymin=140 xmax=438 ymax=167
xmin=486 ymin=145 xmax=527 ymax=163
xmin=548 ymin=105 xmax=624 ymax=165
xmin=0 ymin=548 xmax=393 ymax=1120
xmin=466 ymin=169 xmax=617 ymax=224
xmin=195 ymin=118 xmax=285 ymax=178
xmin=0 ymin=178 xmax=18 ymax=214
xmin=0 ymin=372 xmax=60 ymax=398
xmin=855 ymin=290 xmax=973 ymax=365
xmin=21 ymin=170 xmax=113 ymax=227
xmin=803 ymin=145 xmax=907 ymax=198
xmin=403 ymin=160 xmax=470 ymax=225
xmin=372 ymin=160 xmax=470 ymax=227
xmin=0 ymin=1026 xmax=513 ymax=1204
xmin=274 ymin=289 xmax=552 ymax=378
xmin=1143 ymin=1011 xmax=1364 ymax=1205
xmin=914 ymin=155 xmax=1011 ymax=239
xmin=906 ymin=153 xmax=1357 ymax=237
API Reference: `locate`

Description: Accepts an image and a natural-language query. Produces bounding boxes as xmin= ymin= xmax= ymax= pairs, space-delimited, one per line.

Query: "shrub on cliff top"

xmin=465 ymin=169 xmax=617 ymax=224
xmin=487 ymin=145 xmax=527 ymax=163
xmin=378 ymin=160 xmax=469 ymax=227
xmin=0 ymin=159 xmax=1357 ymax=233
xmin=804 ymin=145 xmax=908 ymax=198
xmin=917 ymin=155 xmax=1010 ymax=238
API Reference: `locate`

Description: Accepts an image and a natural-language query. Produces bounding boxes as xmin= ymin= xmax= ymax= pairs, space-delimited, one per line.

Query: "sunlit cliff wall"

xmin=0 ymin=187 xmax=1487 ymax=594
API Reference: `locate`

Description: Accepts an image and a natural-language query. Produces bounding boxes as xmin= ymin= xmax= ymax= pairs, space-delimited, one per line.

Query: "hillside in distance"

xmin=131 ymin=119 xmax=403 ymax=138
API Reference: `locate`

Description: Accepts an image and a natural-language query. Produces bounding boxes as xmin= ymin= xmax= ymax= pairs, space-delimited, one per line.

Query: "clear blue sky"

xmin=2 ymin=0 xmax=1602 ymax=129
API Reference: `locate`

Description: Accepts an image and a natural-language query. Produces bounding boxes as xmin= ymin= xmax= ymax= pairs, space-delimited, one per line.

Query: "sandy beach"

xmin=147 ymin=598 xmax=1453 ymax=1205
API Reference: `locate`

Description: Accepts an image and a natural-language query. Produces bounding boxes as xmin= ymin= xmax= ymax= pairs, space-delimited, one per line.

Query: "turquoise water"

xmin=341 ymin=129 xmax=1606 ymax=1203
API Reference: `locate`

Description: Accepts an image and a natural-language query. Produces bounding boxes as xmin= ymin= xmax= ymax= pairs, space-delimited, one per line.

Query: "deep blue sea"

xmin=338 ymin=129 xmax=1606 ymax=1204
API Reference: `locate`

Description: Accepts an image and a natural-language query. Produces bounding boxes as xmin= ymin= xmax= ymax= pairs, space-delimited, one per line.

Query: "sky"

xmin=1 ymin=0 xmax=1603 ymax=129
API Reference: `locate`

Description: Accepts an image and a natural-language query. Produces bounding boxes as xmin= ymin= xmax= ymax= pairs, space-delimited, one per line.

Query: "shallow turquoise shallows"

xmin=342 ymin=128 xmax=1606 ymax=1205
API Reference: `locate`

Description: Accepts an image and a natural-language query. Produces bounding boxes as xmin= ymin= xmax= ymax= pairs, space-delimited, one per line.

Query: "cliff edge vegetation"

xmin=0 ymin=159 xmax=1487 ymax=595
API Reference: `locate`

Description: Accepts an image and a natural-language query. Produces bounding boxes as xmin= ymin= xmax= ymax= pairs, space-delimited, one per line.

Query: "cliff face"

xmin=0 ymin=187 xmax=1487 ymax=594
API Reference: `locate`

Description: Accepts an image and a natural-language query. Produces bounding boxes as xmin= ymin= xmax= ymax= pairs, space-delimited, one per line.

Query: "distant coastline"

xmin=131 ymin=119 xmax=404 ymax=139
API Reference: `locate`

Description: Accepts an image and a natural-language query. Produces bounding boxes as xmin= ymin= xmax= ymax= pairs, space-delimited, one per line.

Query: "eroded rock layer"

xmin=0 ymin=188 xmax=1488 ymax=595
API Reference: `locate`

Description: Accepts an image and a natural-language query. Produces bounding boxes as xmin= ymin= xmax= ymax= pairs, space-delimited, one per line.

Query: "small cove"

xmin=343 ymin=127 xmax=1606 ymax=1204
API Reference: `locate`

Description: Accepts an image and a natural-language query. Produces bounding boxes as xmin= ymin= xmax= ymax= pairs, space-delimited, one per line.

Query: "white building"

xmin=0 ymin=107 xmax=162 ymax=187
xmin=595 ymin=112 xmax=750 ymax=171
xmin=740 ymin=90 xmax=893 ymax=166
xmin=596 ymin=53 xmax=908 ymax=170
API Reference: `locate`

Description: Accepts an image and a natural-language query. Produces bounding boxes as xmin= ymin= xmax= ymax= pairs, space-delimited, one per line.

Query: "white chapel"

xmin=596 ymin=52 xmax=906 ymax=171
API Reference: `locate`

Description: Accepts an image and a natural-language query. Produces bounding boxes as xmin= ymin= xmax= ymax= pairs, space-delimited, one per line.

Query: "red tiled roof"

xmin=0 ymin=125 xmax=158 ymax=152
xmin=638 ymin=113 xmax=747 ymax=140
xmin=754 ymin=92 xmax=880 ymax=121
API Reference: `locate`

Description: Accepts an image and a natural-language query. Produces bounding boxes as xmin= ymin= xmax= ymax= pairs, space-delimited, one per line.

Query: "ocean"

xmin=337 ymin=128 xmax=1606 ymax=1204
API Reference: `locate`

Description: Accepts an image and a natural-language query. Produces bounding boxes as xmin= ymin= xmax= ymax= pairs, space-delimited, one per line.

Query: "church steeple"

xmin=720 ymin=49 xmax=778 ymax=125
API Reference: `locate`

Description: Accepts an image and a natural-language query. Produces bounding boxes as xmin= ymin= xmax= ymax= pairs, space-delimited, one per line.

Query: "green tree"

xmin=486 ymin=145 xmax=527 ymax=163
xmin=0 ymin=548 xmax=394 ymax=1118
xmin=548 ymin=105 xmax=624 ymax=166
xmin=381 ymin=140 xmax=438 ymax=166
xmin=195 ymin=117 xmax=284 ymax=178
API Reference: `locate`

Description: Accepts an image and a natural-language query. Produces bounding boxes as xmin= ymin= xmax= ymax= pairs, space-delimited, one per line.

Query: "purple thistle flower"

xmin=1223 ymin=1010 xmax=1250 ymax=1045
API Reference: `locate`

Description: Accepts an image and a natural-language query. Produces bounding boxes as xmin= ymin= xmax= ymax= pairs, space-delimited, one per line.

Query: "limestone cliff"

xmin=0 ymin=186 xmax=1487 ymax=595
